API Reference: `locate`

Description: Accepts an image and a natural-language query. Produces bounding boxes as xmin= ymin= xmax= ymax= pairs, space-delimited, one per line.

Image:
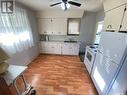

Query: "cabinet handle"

xmin=107 ymin=25 xmax=112 ymax=29
xmin=120 ymin=25 xmax=122 ymax=29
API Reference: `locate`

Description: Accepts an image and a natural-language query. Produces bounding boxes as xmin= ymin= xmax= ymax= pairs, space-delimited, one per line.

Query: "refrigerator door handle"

xmin=98 ymin=50 xmax=103 ymax=54
xmin=110 ymin=60 xmax=117 ymax=64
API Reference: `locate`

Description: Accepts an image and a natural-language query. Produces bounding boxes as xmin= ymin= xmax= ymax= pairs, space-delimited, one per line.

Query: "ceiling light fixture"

xmin=66 ymin=3 xmax=70 ymax=9
xmin=61 ymin=2 xmax=70 ymax=10
xmin=50 ymin=0 xmax=81 ymax=11
xmin=61 ymin=2 xmax=65 ymax=10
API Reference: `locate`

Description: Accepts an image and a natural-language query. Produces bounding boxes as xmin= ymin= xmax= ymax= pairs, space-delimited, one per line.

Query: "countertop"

xmin=40 ymin=40 xmax=79 ymax=43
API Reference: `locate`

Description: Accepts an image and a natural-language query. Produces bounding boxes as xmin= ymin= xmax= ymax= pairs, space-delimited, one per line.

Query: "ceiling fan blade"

xmin=68 ymin=1 xmax=81 ymax=7
xmin=50 ymin=2 xmax=62 ymax=6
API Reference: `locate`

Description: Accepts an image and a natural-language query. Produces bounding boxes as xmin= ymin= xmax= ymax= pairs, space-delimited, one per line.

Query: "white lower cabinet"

xmin=40 ymin=42 xmax=61 ymax=54
xmin=40 ymin=42 xmax=79 ymax=55
xmin=61 ymin=43 xmax=70 ymax=55
xmin=61 ymin=43 xmax=79 ymax=55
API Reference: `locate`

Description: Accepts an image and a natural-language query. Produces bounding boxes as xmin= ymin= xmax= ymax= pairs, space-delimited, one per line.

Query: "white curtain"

xmin=0 ymin=7 xmax=34 ymax=55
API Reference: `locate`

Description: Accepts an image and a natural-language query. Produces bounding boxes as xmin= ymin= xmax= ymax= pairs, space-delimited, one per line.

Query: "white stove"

xmin=84 ymin=44 xmax=98 ymax=74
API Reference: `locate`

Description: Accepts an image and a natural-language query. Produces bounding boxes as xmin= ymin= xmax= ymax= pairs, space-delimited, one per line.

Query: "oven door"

xmin=84 ymin=47 xmax=95 ymax=74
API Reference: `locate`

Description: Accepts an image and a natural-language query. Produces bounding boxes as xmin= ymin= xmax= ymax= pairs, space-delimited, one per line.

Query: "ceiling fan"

xmin=50 ymin=0 xmax=81 ymax=10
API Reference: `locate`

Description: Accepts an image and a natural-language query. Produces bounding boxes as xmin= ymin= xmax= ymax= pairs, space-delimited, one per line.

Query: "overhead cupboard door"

xmin=103 ymin=0 xmax=127 ymax=12
xmin=120 ymin=4 xmax=127 ymax=32
xmin=104 ymin=5 xmax=126 ymax=31
xmin=52 ymin=18 xmax=67 ymax=35
xmin=91 ymin=52 xmax=118 ymax=95
xmin=38 ymin=19 xmax=52 ymax=34
xmin=38 ymin=18 xmax=67 ymax=35
xmin=98 ymin=32 xmax=127 ymax=64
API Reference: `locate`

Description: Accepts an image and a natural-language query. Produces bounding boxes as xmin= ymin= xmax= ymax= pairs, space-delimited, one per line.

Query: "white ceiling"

xmin=16 ymin=0 xmax=104 ymax=12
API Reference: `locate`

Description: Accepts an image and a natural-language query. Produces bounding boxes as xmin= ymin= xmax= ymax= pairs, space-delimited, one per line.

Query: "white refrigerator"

xmin=108 ymin=53 xmax=127 ymax=95
xmin=91 ymin=32 xmax=127 ymax=95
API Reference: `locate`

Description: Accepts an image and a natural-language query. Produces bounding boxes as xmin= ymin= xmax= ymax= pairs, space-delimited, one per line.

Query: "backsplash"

xmin=40 ymin=35 xmax=79 ymax=42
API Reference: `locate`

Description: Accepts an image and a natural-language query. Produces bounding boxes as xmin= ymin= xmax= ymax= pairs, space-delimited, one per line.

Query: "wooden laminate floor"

xmin=10 ymin=54 xmax=98 ymax=95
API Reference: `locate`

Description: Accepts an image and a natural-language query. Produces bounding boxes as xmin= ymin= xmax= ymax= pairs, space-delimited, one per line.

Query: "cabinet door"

xmin=40 ymin=42 xmax=62 ymax=54
xmin=104 ymin=0 xmax=127 ymax=12
xmin=40 ymin=42 xmax=54 ymax=54
xmin=61 ymin=43 xmax=70 ymax=55
xmin=62 ymin=43 xmax=79 ymax=55
xmin=38 ymin=19 xmax=52 ymax=35
xmin=69 ymin=43 xmax=79 ymax=55
xmin=72 ymin=43 xmax=80 ymax=55
xmin=104 ymin=5 xmax=126 ymax=31
xmin=52 ymin=18 xmax=67 ymax=35
xmin=40 ymin=42 xmax=48 ymax=53
xmin=39 ymin=42 xmax=44 ymax=53
xmin=54 ymin=43 xmax=62 ymax=54
xmin=120 ymin=6 xmax=127 ymax=32
xmin=60 ymin=18 xmax=67 ymax=35
xmin=48 ymin=42 xmax=62 ymax=54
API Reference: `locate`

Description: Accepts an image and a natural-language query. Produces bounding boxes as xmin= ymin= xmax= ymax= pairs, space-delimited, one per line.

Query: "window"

xmin=94 ymin=21 xmax=104 ymax=44
xmin=0 ymin=7 xmax=34 ymax=55
xmin=68 ymin=18 xmax=80 ymax=35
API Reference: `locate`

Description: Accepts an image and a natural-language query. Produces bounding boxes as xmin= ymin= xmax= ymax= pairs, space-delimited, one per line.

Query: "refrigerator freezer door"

xmin=108 ymin=56 xmax=127 ymax=95
xmin=98 ymin=32 xmax=127 ymax=64
xmin=91 ymin=52 xmax=118 ymax=95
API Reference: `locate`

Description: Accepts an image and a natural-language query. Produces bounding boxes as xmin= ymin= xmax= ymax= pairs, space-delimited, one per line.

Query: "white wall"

xmin=36 ymin=10 xmax=84 ymax=18
xmin=79 ymin=9 xmax=105 ymax=53
xmin=96 ymin=9 xmax=105 ymax=22
xmin=8 ymin=3 xmax=40 ymax=66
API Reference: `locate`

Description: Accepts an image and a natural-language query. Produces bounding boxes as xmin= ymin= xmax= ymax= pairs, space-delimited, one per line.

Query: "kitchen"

xmin=0 ymin=0 xmax=127 ymax=95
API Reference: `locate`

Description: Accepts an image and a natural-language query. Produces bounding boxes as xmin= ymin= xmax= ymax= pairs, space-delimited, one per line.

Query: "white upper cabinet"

xmin=38 ymin=18 xmax=67 ymax=35
xmin=38 ymin=19 xmax=52 ymax=35
xmin=52 ymin=18 xmax=67 ymax=35
xmin=120 ymin=5 xmax=127 ymax=32
xmin=104 ymin=5 xmax=126 ymax=31
xmin=103 ymin=0 xmax=127 ymax=12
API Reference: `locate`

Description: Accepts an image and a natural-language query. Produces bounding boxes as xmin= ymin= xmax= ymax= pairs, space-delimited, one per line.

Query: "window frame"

xmin=94 ymin=21 xmax=104 ymax=44
xmin=67 ymin=18 xmax=80 ymax=36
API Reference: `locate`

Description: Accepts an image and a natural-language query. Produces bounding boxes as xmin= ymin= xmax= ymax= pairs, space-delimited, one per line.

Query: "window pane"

xmin=95 ymin=21 xmax=104 ymax=44
xmin=68 ymin=18 xmax=80 ymax=35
